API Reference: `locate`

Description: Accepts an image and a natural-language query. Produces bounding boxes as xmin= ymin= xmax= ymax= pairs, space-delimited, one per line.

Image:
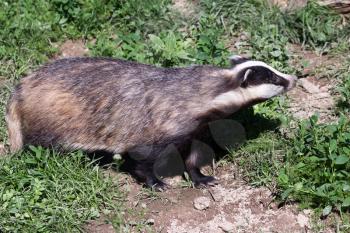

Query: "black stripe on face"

xmin=240 ymin=66 xmax=289 ymax=89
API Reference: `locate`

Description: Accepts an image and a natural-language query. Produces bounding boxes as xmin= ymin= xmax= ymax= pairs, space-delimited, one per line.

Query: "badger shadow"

xmin=336 ymin=99 xmax=350 ymax=113
xmin=86 ymin=151 xmax=173 ymax=186
xmin=86 ymin=150 xmax=116 ymax=166
xmin=86 ymin=106 xmax=281 ymax=184
xmin=207 ymin=107 xmax=281 ymax=160
xmin=230 ymin=107 xmax=281 ymax=140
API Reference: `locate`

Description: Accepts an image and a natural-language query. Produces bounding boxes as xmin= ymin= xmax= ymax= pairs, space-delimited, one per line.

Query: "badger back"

xmin=7 ymin=58 xmax=230 ymax=153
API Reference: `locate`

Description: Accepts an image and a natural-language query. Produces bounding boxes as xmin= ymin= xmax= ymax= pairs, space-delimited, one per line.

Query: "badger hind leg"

xmin=5 ymin=96 xmax=23 ymax=154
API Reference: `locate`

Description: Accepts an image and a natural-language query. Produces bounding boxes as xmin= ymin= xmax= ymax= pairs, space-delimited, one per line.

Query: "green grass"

xmin=0 ymin=0 xmax=350 ymax=231
xmin=336 ymin=60 xmax=350 ymax=114
xmin=0 ymin=86 xmax=9 ymax=141
xmin=279 ymin=116 xmax=350 ymax=210
xmin=89 ymin=6 xmax=229 ymax=66
xmin=0 ymin=147 xmax=124 ymax=232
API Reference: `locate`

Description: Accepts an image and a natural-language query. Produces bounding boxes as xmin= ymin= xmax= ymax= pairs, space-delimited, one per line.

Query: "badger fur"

xmin=5 ymin=56 xmax=296 ymax=189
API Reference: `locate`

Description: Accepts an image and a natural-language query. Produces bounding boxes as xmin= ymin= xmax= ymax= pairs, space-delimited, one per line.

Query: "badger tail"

xmin=5 ymin=95 xmax=23 ymax=153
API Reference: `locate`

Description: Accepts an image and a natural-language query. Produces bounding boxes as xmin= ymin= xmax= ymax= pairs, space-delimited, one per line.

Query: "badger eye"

xmin=272 ymin=73 xmax=282 ymax=83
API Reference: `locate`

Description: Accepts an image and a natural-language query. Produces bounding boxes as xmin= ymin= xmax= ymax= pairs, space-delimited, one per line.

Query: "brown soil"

xmin=0 ymin=76 xmax=7 ymax=87
xmin=287 ymin=44 xmax=341 ymax=123
xmin=0 ymin=143 xmax=6 ymax=156
xmin=84 ymin=219 xmax=115 ymax=233
xmin=268 ymin=0 xmax=307 ymax=10
xmin=268 ymin=0 xmax=350 ymax=14
xmin=287 ymin=77 xmax=337 ymax=123
xmin=85 ymin=165 xmax=334 ymax=233
xmin=172 ymin=0 xmax=199 ymax=18
xmin=0 ymin=76 xmax=10 ymax=91
xmin=54 ymin=39 xmax=89 ymax=59
xmin=112 ymin=164 xmax=332 ymax=233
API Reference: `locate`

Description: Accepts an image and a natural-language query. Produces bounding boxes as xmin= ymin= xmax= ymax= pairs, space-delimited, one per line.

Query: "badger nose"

xmin=286 ymin=75 xmax=297 ymax=91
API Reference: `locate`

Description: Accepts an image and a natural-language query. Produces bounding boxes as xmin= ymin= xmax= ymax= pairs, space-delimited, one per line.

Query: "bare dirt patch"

xmin=0 ymin=143 xmax=6 ymax=156
xmin=172 ymin=0 xmax=199 ymax=18
xmin=0 ymin=76 xmax=8 ymax=88
xmin=55 ymin=39 xmax=89 ymax=58
xmin=84 ymin=219 xmax=115 ymax=233
xmin=118 ymin=164 xmax=329 ymax=233
xmin=288 ymin=76 xmax=336 ymax=122
xmin=268 ymin=0 xmax=307 ymax=11
xmin=287 ymin=45 xmax=340 ymax=122
xmin=268 ymin=0 xmax=350 ymax=14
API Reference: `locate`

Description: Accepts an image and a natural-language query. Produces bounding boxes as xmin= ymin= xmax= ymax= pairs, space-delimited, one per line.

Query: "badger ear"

xmin=229 ymin=55 xmax=250 ymax=67
xmin=235 ymin=68 xmax=252 ymax=86
xmin=226 ymin=68 xmax=253 ymax=88
xmin=243 ymin=69 xmax=252 ymax=82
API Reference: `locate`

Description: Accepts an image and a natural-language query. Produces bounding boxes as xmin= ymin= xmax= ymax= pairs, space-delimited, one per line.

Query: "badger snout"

xmin=285 ymin=75 xmax=297 ymax=91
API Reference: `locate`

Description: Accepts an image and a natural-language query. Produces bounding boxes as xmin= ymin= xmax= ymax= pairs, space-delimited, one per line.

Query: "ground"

xmin=121 ymin=165 xmax=317 ymax=233
xmin=287 ymin=45 xmax=340 ymax=123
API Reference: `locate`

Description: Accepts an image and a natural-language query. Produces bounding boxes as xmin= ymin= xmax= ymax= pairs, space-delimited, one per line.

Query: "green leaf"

xmin=343 ymin=184 xmax=350 ymax=192
xmin=329 ymin=139 xmax=337 ymax=152
xmin=343 ymin=147 xmax=350 ymax=155
xmin=278 ymin=172 xmax=289 ymax=185
xmin=294 ymin=182 xmax=303 ymax=191
xmin=335 ymin=155 xmax=349 ymax=165
xmin=149 ymin=34 xmax=164 ymax=51
xmin=344 ymin=133 xmax=350 ymax=140
xmin=342 ymin=197 xmax=350 ymax=207
xmin=281 ymin=188 xmax=293 ymax=200
xmin=24 ymin=158 xmax=37 ymax=165
xmin=270 ymin=50 xmax=282 ymax=57
xmin=308 ymin=156 xmax=326 ymax=162
xmin=322 ymin=205 xmax=332 ymax=216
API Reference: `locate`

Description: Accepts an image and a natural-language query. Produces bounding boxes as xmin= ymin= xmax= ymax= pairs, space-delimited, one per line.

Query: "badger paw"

xmin=146 ymin=178 xmax=169 ymax=192
xmin=194 ymin=176 xmax=219 ymax=188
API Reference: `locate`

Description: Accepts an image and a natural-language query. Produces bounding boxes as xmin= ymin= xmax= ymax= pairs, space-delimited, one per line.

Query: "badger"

xmin=5 ymin=56 xmax=296 ymax=189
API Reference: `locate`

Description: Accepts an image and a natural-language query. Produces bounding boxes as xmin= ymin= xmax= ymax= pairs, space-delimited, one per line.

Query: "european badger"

xmin=5 ymin=56 xmax=296 ymax=189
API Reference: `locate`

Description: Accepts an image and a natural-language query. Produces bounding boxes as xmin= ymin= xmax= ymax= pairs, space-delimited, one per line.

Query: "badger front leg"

xmin=181 ymin=140 xmax=219 ymax=188
xmin=187 ymin=167 xmax=218 ymax=188
xmin=124 ymin=147 xmax=168 ymax=191
xmin=133 ymin=158 xmax=168 ymax=191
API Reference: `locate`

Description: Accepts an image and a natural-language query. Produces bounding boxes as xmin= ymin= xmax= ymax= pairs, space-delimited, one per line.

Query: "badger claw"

xmin=146 ymin=178 xmax=169 ymax=192
xmin=194 ymin=176 xmax=219 ymax=188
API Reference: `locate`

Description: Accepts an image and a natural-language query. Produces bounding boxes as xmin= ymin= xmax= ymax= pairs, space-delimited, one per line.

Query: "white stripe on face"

xmin=211 ymin=84 xmax=284 ymax=113
xmin=211 ymin=89 xmax=245 ymax=113
xmin=245 ymin=84 xmax=284 ymax=99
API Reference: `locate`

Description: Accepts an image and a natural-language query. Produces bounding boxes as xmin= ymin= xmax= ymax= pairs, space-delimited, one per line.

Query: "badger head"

xmin=211 ymin=56 xmax=297 ymax=114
